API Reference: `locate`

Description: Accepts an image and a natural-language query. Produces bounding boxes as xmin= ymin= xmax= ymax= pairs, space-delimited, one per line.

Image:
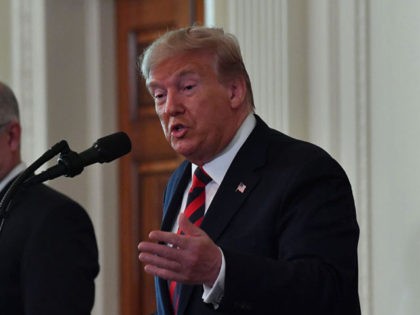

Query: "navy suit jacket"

xmin=155 ymin=115 xmax=360 ymax=315
xmin=0 ymin=181 xmax=99 ymax=315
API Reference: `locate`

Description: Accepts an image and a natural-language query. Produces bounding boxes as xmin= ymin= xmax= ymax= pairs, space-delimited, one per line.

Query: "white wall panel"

xmin=306 ymin=1 xmax=372 ymax=313
xmin=10 ymin=0 xmax=47 ymax=165
xmin=0 ymin=0 xmax=12 ymax=84
xmin=207 ymin=0 xmax=289 ymax=133
xmin=369 ymin=1 xmax=420 ymax=314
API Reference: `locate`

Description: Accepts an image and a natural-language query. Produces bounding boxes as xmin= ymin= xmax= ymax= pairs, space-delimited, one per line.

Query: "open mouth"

xmin=173 ymin=124 xmax=184 ymax=132
xmin=170 ymin=124 xmax=187 ymax=138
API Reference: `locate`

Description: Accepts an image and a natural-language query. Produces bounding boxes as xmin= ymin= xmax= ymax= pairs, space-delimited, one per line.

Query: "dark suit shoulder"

xmin=266 ymin=124 xmax=332 ymax=160
xmin=0 ymin=183 xmax=99 ymax=315
xmin=19 ymin=183 xmax=83 ymax=208
xmin=247 ymin=116 xmax=343 ymax=176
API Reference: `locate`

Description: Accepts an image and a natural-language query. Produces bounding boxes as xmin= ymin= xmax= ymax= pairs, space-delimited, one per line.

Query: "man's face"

xmin=147 ymin=52 xmax=243 ymax=165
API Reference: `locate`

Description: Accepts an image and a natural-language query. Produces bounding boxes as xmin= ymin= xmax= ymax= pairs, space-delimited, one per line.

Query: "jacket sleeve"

xmin=218 ymin=155 xmax=360 ymax=315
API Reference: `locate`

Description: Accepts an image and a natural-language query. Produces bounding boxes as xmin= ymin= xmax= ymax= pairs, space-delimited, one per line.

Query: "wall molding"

xmin=308 ymin=1 xmax=371 ymax=313
xmin=11 ymin=0 xmax=47 ymax=163
xmin=354 ymin=0 xmax=372 ymax=314
xmin=208 ymin=0 xmax=289 ymax=132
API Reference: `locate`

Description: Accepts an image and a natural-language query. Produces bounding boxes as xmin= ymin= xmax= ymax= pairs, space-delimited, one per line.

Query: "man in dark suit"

xmin=0 ymin=81 xmax=99 ymax=314
xmin=137 ymin=26 xmax=361 ymax=315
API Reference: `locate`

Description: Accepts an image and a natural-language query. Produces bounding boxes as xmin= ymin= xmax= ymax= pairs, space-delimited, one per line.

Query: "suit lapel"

xmin=201 ymin=166 xmax=261 ymax=241
xmin=203 ymin=115 xmax=269 ymax=241
xmin=161 ymin=162 xmax=191 ymax=232
xmin=156 ymin=162 xmax=191 ymax=314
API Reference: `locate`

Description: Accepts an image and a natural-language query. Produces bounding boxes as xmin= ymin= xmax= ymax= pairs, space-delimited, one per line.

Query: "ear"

xmin=6 ymin=121 xmax=21 ymax=152
xmin=227 ymin=76 xmax=247 ymax=110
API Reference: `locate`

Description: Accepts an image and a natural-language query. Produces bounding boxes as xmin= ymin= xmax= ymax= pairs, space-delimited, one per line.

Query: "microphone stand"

xmin=25 ymin=145 xmax=86 ymax=186
xmin=0 ymin=140 xmax=70 ymax=235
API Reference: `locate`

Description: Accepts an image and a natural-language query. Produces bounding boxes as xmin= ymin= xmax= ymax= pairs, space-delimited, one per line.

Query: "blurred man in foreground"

xmin=0 ymin=81 xmax=99 ymax=315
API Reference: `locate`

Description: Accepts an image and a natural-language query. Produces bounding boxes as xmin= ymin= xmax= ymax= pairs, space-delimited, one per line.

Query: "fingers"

xmin=138 ymin=244 xmax=181 ymax=271
xmin=138 ymin=241 xmax=181 ymax=262
xmin=138 ymin=240 xmax=185 ymax=281
xmin=145 ymin=230 xmax=186 ymax=249
xmin=143 ymin=213 xmax=205 ymax=248
xmin=137 ymin=216 xmax=221 ymax=285
xmin=178 ymin=213 xmax=204 ymax=236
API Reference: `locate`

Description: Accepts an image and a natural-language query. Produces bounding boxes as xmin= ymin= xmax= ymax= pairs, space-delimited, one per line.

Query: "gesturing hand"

xmin=138 ymin=213 xmax=222 ymax=287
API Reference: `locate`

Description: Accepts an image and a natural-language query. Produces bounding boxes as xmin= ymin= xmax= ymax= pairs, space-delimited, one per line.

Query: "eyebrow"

xmin=147 ymin=68 xmax=199 ymax=90
xmin=177 ymin=69 xmax=198 ymax=78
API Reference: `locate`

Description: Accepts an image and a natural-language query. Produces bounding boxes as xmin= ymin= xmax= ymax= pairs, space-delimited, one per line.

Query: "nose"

xmin=164 ymin=90 xmax=183 ymax=116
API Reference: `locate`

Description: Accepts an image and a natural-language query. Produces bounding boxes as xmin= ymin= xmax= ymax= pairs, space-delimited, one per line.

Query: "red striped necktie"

xmin=169 ymin=166 xmax=212 ymax=314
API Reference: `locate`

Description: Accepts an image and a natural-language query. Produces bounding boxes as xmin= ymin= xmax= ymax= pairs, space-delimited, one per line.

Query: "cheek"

xmin=155 ymin=109 xmax=167 ymax=127
xmin=158 ymin=118 xmax=169 ymax=139
xmin=155 ymin=104 xmax=163 ymax=118
xmin=199 ymin=99 xmax=230 ymax=123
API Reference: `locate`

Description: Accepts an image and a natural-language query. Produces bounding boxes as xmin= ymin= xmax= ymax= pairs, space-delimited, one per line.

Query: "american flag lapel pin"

xmin=236 ymin=182 xmax=246 ymax=193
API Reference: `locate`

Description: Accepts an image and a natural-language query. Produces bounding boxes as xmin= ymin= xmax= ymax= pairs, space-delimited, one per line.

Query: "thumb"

xmin=178 ymin=213 xmax=204 ymax=237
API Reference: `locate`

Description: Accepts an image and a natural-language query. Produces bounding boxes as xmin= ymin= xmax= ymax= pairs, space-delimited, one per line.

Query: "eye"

xmin=182 ymin=83 xmax=197 ymax=95
xmin=152 ymin=89 xmax=166 ymax=102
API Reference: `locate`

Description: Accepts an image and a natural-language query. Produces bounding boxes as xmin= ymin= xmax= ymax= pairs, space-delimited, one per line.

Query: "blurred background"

xmin=0 ymin=0 xmax=419 ymax=314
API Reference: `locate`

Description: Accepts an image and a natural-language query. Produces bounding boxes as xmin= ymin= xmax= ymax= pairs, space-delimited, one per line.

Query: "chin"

xmin=172 ymin=144 xmax=192 ymax=158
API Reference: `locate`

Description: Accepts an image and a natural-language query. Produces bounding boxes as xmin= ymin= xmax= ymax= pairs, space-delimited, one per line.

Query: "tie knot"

xmin=191 ymin=167 xmax=212 ymax=188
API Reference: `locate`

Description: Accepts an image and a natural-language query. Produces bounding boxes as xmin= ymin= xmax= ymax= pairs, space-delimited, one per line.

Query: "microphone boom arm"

xmin=0 ymin=131 xmax=131 ymax=235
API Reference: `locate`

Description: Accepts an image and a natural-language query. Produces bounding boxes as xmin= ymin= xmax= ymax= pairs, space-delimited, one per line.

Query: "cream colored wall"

xmin=370 ymin=1 xmax=420 ymax=314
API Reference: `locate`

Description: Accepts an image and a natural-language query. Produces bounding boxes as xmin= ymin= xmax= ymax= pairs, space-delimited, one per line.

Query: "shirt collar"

xmin=193 ymin=113 xmax=256 ymax=185
xmin=0 ymin=162 xmax=26 ymax=193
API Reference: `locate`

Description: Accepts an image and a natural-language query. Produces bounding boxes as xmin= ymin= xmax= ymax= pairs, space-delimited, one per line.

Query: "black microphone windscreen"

xmin=94 ymin=131 xmax=132 ymax=163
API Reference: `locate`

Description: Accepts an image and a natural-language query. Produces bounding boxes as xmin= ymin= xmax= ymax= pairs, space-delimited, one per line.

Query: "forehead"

xmin=147 ymin=52 xmax=217 ymax=87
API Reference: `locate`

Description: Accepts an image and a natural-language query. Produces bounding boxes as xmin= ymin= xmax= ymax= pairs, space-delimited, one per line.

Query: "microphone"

xmin=77 ymin=131 xmax=132 ymax=166
xmin=27 ymin=131 xmax=131 ymax=184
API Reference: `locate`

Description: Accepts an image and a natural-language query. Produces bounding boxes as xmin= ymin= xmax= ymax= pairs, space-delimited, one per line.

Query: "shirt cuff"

xmin=202 ymin=247 xmax=225 ymax=309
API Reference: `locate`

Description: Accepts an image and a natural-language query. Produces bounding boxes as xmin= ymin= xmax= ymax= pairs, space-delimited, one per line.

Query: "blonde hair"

xmin=139 ymin=26 xmax=254 ymax=108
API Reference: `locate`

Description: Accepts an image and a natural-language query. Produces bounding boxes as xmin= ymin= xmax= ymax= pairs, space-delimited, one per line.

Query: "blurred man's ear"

xmin=6 ymin=121 xmax=21 ymax=152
